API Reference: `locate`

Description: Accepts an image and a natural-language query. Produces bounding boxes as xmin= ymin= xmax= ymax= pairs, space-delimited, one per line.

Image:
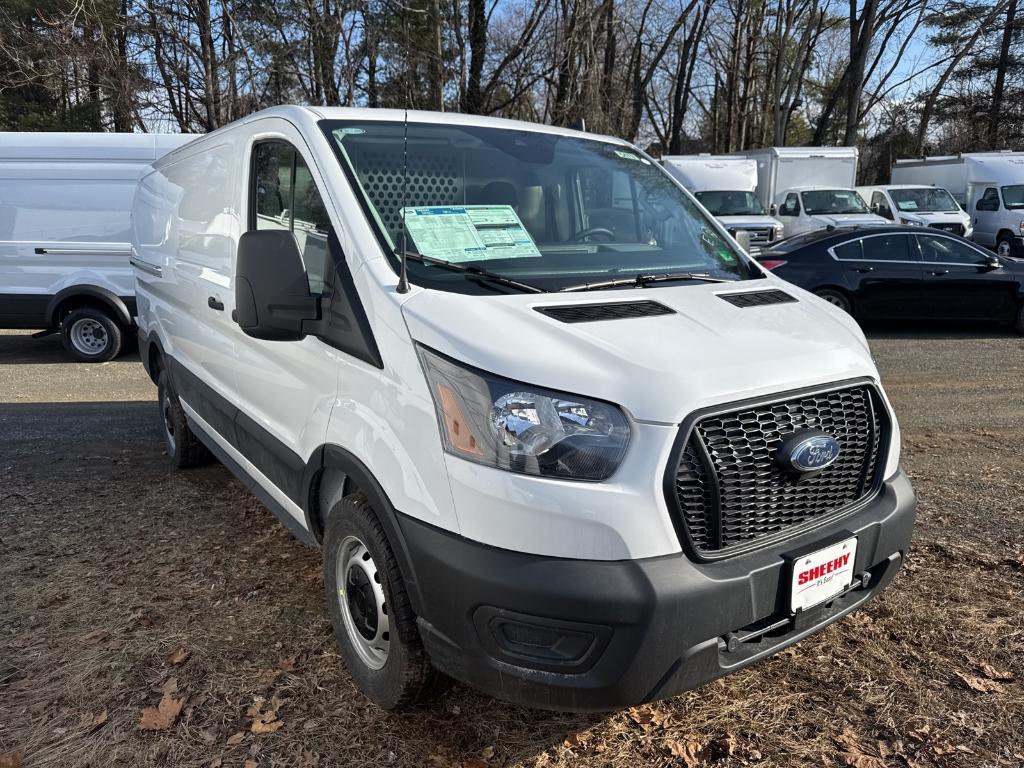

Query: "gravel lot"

xmin=1 ymin=325 xmax=1023 ymax=768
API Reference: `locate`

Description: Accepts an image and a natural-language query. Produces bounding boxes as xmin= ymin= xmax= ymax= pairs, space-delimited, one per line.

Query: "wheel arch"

xmin=140 ymin=332 xmax=166 ymax=385
xmin=812 ymin=284 xmax=855 ymax=312
xmin=304 ymin=444 xmax=424 ymax=613
xmin=46 ymin=286 xmax=132 ymax=328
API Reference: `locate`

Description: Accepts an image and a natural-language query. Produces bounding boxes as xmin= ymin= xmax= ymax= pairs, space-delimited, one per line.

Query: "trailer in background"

xmin=893 ymin=152 xmax=1024 ymax=257
xmin=0 ymin=132 xmax=197 ymax=361
xmin=661 ymin=154 xmax=784 ymax=249
xmin=736 ymin=146 xmax=888 ymax=238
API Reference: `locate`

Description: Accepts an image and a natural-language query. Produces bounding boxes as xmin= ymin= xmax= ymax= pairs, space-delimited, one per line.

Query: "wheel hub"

xmin=336 ymin=536 xmax=390 ymax=670
xmin=70 ymin=318 xmax=107 ymax=355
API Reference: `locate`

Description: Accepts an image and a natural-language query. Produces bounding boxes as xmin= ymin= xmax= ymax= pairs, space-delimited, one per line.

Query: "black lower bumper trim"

xmin=397 ymin=469 xmax=916 ymax=711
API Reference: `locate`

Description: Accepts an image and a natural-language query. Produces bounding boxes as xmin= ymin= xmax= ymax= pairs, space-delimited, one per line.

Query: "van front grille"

xmin=670 ymin=384 xmax=886 ymax=558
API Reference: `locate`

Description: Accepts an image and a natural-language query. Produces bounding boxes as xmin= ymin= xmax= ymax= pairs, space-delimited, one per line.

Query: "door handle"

xmin=853 ymin=266 xmax=874 ymax=273
xmin=208 ymin=296 xmax=224 ymax=311
xmin=929 ymin=269 xmax=949 ymax=276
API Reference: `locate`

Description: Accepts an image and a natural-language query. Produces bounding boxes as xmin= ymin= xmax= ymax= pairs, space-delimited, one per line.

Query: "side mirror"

xmin=235 ymin=230 xmax=320 ymax=341
xmin=734 ymin=229 xmax=751 ymax=253
xmin=769 ymin=203 xmax=778 ymax=216
xmin=983 ymin=255 xmax=1001 ymax=270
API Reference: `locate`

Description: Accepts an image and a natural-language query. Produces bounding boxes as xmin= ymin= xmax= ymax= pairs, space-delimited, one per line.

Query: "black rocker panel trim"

xmin=188 ymin=414 xmax=318 ymax=547
xmin=0 ymin=294 xmax=51 ymax=328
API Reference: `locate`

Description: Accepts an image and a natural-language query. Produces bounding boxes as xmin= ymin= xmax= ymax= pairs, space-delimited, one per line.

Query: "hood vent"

xmin=536 ymin=300 xmax=676 ymax=323
xmin=718 ymin=289 xmax=797 ymax=308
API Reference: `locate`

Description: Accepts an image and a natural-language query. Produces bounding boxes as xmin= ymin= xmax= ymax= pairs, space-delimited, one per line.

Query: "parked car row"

xmin=663 ymin=148 xmax=1024 ymax=263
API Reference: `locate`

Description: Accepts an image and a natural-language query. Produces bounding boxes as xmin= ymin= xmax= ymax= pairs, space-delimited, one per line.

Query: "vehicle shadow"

xmin=0 ymin=329 xmax=141 ymax=364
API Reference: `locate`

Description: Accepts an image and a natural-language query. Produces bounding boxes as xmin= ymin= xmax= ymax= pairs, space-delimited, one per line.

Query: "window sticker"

xmin=335 ymin=127 xmax=366 ymax=136
xmin=896 ymin=200 xmax=918 ymax=211
xmin=400 ymin=205 xmax=542 ymax=262
xmin=614 ymin=149 xmax=650 ymax=164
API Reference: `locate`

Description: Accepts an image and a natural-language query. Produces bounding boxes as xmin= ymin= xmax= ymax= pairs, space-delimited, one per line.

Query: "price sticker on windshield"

xmin=401 ymin=205 xmax=541 ymax=263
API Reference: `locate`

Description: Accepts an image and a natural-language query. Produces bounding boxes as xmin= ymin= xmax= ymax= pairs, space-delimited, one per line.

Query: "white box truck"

xmin=739 ymin=147 xmax=888 ymax=238
xmin=131 ymin=105 xmax=914 ymax=712
xmin=662 ymin=155 xmax=784 ymax=248
xmin=856 ymin=184 xmax=972 ymax=237
xmin=892 ymin=152 xmax=1024 ymax=258
xmin=0 ymin=131 xmax=196 ymax=361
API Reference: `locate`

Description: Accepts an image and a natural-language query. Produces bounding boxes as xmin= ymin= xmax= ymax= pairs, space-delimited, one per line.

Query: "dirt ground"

xmin=1 ymin=326 xmax=1023 ymax=768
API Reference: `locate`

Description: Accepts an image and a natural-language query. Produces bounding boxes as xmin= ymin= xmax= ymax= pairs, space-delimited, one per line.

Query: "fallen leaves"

xmin=954 ymin=671 xmax=1005 ymax=694
xmin=834 ymin=729 xmax=888 ymax=768
xmin=138 ymin=678 xmax=185 ymax=731
xmin=0 ymin=754 xmax=22 ymax=768
xmin=79 ymin=709 xmax=108 ymax=733
xmin=664 ymin=736 xmax=707 ymax=766
xmin=248 ymin=697 xmax=284 ymax=735
xmin=226 ymin=732 xmax=245 ymax=746
xmin=80 ymin=628 xmax=110 ymax=645
xmin=167 ymin=646 xmax=191 ymax=666
xmin=977 ymin=662 xmax=1014 ymax=682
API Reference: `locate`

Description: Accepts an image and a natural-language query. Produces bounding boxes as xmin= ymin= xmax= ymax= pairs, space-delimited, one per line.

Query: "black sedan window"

xmin=856 ymin=234 xmax=913 ymax=262
xmin=833 ymin=240 xmax=863 ymax=260
xmin=918 ymin=234 xmax=989 ymax=265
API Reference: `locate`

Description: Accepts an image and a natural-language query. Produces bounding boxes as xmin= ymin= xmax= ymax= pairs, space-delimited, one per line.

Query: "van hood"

xmin=897 ymin=210 xmax=968 ymax=224
xmin=401 ymin=281 xmax=877 ymax=424
xmin=809 ymin=213 xmax=889 ymax=228
xmin=715 ymin=214 xmax=783 ymax=230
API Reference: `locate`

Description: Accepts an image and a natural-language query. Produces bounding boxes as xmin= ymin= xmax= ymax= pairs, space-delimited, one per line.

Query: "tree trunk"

xmin=988 ymin=0 xmax=1017 ymax=148
xmin=463 ymin=0 xmax=486 ymax=112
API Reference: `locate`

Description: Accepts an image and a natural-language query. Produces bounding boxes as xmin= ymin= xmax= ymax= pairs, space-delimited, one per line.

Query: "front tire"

xmin=1015 ymin=304 xmax=1024 ymax=335
xmin=323 ymin=493 xmax=440 ymax=710
xmin=61 ymin=306 xmax=124 ymax=362
xmin=814 ymin=288 xmax=853 ymax=315
xmin=157 ymin=370 xmax=212 ymax=468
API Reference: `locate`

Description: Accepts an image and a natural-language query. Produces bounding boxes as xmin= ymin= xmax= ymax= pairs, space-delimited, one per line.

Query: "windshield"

xmin=322 ymin=121 xmax=756 ymax=293
xmin=889 ymin=187 xmax=959 ymax=212
xmin=1002 ymin=185 xmax=1024 ymax=209
xmin=694 ymin=190 xmax=765 ymax=216
xmin=800 ymin=189 xmax=869 ymax=215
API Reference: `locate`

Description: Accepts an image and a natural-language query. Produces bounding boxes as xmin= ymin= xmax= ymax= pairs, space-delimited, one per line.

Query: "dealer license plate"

xmin=790 ymin=537 xmax=857 ymax=613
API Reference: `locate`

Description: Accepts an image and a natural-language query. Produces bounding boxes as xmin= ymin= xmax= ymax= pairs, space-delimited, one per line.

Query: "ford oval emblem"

xmin=776 ymin=430 xmax=841 ymax=473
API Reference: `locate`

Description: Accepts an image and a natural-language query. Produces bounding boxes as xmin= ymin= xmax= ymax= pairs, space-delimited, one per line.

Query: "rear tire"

xmin=323 ymin=493 xmax=441 ymax=710
xmin=814 ymin=289 xmax=853 ymax=315
xmin=157 ymin=370 xmax=212 ymax=468
xmin=997 ymin=234 xmax=1016 ymax=260
xmin=61 ymin=306 xmax=123 ymax=362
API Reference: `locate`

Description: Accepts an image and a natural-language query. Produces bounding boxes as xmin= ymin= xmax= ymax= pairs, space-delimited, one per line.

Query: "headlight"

xmin=899 ymin=217 xmax=923 ymax=226
xmin=417 ymin=346 xmax=630 ymax=481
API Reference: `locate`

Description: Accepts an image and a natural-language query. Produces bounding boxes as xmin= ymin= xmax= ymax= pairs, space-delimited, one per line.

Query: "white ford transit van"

xmin=0 ymin=132 xmax=196 ymax=360
xmin=133 ymin=106 xmax=915 ymax=712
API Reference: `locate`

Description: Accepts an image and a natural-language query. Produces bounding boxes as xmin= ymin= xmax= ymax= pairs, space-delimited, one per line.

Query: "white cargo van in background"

xmin=856 ymin=184 xmax=971 ymax=236
xmin=661 ymin=155 xmax=784 ymax=249
xmin=738 ymin=147 xmax=888 ymax=238
xmin=0 ymin=132 xmax=196 ymax=361
xmin=893 ymin=152 xmax=1024 ymax=258
xmin=133 ymin=106 xmax=915 ymax=712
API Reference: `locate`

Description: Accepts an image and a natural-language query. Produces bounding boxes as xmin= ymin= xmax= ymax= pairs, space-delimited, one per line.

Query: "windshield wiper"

xmin=559 ymin=272 xmax=734 ymax=293
xmin=394 ymin=249 xmax=547 ymax=294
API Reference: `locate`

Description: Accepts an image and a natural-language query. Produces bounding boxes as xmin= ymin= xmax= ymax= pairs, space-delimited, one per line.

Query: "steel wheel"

xmin=69 ymin=317 xmax=108 ymax=356
xmin=336 ymin=535 xmax=390 ymax=670
xmin=161 ymin=390 xmax=178 ymax=454
xmin=997 ymin=239 xmax=1013 ymax=259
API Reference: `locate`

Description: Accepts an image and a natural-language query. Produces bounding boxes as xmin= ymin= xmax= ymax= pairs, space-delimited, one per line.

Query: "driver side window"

xmin=872 ymin=192 xmax=893 ymax=220
xmin=778 ymin=192 xmax=800 ymax=217
xmin=977 ymin=187 xmax=1000 ymax=212
xmin=251 ymin=140 xmax=331 ymax=295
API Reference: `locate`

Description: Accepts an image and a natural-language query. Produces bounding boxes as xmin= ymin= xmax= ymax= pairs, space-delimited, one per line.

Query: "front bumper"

xmin=399 ymin=469 xmax=916 ymax=711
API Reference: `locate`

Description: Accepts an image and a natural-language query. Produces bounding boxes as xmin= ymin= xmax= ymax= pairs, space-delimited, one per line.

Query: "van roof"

xmin=175 ymin=105 xmax=623 ymax=150
xmin=740 ymin=146 xmax=859 ymax=160
xmin=0 ymin=132 xmax=197 ymax=162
